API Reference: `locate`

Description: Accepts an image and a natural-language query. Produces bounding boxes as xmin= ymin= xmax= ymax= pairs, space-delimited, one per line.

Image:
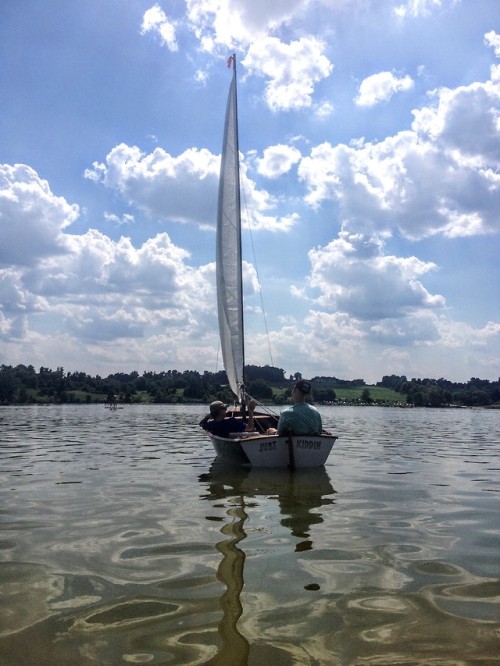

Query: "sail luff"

xmin=216 ymin=56 xmax=245 ymax=399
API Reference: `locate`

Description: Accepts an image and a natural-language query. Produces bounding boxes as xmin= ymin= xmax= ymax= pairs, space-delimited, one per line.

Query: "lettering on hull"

xmin=258 ymin=440 xmax=276 ymax=453
xmin=296 ymin=439 xmax=321 ymax=450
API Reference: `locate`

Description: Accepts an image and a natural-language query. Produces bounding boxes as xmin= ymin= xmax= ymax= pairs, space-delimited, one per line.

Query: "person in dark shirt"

xmin=200 ymin=399 xmax=256 ymax=438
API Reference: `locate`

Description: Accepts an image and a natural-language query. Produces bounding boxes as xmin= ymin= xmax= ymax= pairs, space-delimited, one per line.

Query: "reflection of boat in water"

xmin=203 ymin=462 xmax=335 ymax=545
xmin=199 ymin=463 xmax=336 ymax=663
xmin=202 ymin=461 xmax=335 ymax=494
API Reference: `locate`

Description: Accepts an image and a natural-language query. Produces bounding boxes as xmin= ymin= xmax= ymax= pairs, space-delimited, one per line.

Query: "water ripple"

xmin=1 ymin=404 xmax=499 ymax=664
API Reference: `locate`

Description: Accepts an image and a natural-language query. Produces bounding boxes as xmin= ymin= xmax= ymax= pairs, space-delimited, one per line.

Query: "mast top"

xmin=227 ymin=54 xmax=236 ymax=73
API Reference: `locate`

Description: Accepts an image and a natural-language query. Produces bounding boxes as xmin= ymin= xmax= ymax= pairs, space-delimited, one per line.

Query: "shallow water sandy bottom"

xmin=1 ymin=404 xmax=499 ymax=664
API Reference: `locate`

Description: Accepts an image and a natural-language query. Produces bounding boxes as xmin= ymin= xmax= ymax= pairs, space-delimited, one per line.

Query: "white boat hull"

xmin=208 ymin=432 xmax=337 ymax=468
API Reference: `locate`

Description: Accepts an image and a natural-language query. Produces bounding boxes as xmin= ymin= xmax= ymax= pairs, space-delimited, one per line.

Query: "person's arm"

xmin=277 ymin=412 xmax=287 ymax=435
xmin=199 ymin=414 xmax=211 ymax=430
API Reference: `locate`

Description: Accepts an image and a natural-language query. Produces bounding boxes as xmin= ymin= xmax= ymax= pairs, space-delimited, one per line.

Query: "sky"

xmin=1 ymin=0 xmax=499 ymax=384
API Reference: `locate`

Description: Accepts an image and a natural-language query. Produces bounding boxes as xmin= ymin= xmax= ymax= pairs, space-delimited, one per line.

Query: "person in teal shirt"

xmin=276 ymin=379 xmax=322 ymax=435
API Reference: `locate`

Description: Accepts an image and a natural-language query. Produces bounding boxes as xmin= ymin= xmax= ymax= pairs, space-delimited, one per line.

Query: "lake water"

xmin=0 ymin=404 xmax=499 ymax=665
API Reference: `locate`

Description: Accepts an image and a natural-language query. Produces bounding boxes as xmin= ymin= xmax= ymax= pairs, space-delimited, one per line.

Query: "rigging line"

xmin=240 ymin=186 xmax=275 ymax=368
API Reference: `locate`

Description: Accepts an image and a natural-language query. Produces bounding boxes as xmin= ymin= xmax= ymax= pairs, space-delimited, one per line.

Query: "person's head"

xmin=292 ymin=379 xmax=311 ymax=403
xmin=209 ymin=400 xmax=227 ymax=419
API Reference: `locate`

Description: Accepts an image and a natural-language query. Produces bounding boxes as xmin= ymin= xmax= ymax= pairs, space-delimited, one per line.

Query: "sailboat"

xmin=204 ymin=55 xmax=337 ymax=468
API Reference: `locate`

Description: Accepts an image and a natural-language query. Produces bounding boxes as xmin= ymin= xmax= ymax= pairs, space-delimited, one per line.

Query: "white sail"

xmin=216 ymin=59 xmax=244 ymax=399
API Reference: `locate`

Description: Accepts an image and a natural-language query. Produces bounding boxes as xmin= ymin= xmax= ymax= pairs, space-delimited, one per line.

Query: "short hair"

xmin=294 ymin=380 xmax=311 ymax=394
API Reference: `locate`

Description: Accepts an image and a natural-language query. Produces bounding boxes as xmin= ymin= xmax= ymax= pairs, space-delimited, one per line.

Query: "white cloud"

xmin=85 ymin=143 xmax=298 ymax=232
xmin=247 ymin=231 xmax=499 ymax=381
xmin=185 ymin=0 xmax=309 ymax=52
xmin=0 ymin=268 xmax=46 ymax=340
xmin=0 ymin=164 xmax=79 ymax=267
xmin=0 ymin=161 xmax=221 ymax=357
xmin=1 ymin=157 xmax=497 ymax=382
xmin=243 ymin=36 xmax=333 ymax=111
xmin=254 ymin=225 xmax=500 ymax=378
xmin=307 ymin=230 xmax=445 ymax=322
xmin=355 ymin=71 xmax=414 ymax=107
xmin=104 ymin=212 xmax=134 ymax=227
xmin=314 ymin=100 xmax=335 ymax=119
xmin=15 ymin=227 xmax=217 ymax=353
xmin=412 ymin=81 xmax=500 ymax=162
xmin=183 ymin=2 xmax=333 ymax=111
xmin=394 ymin=0 xmax=451 ymax=19
xmin=437 ymin=318 xmax=500 ymax=349
xmin=186 ymin=0 xmax=248 ymax=51
xmin=484 ymin=30 xmax=500 ymax=57
xmin=26 ymin=230 xmax=195 ymax=300
xmin=246 ymin=311 xmax=365 ymax=378
xmin=141 ymin=5 xmax=178 ymax=51
xmin=256 ymin=144 xmax=302 ymax=178
xmin=0 ymin=159 xmax=271 ymax=365
xmin=85 ymin=144 xmax=220 ymax=226
xmin=368 ymin=312 xmax=441 ymax=346
xmin=256 ymin=310 xmax=500 ymax=384
xmin=298 ymin=71 xmax=500 ymax=240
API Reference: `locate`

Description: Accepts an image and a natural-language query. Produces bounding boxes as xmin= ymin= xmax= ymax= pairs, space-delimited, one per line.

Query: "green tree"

xmin=313 ymin=387 xmax=336 ymax=403
xmin=0 ymin=366 xmax=17 ymax=403
xmin=361 ymin=388 xmax=373 ymax=403
xmin=248 ymin=380 xmax=273 ymax=400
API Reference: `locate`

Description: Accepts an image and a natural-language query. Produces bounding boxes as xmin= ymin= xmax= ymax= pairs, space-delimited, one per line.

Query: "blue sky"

xmin=1 ymin=0 xmax=499 ymax=383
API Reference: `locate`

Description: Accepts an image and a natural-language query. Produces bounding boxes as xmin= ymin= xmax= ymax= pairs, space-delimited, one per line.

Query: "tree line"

xmin=378 ymin=374 xmax=500 ymax=407
xmin=0 ymin=364 xmax=333 ymax=405
xmin=0 ymin=364 xmax=498 ymax=407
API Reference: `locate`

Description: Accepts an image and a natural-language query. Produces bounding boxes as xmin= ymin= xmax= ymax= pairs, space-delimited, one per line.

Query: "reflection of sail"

xmin=211 ymin=500 xmax=249 ymax=665
xmin=199 ymin=464 xmax=336 ymax=663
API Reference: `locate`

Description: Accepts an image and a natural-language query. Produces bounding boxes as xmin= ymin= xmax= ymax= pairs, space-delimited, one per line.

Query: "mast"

xmin=232 ymin=54 xmax=246 ymax=403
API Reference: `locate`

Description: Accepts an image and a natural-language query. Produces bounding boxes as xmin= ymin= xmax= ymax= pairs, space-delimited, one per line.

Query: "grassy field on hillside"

xmin=13 ymin=384 xmax=404 ymax=405
xmin=270 ymin=384 xmax=404 ymax=404
xmin=332 ymin=386 xmax=404 ymax=403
